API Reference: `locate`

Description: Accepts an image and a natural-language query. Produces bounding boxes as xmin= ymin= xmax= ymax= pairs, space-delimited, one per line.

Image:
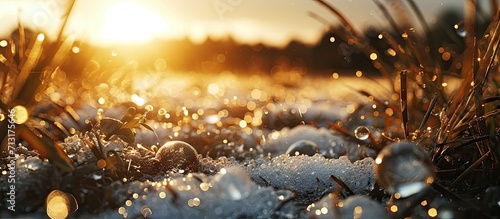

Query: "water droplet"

xmin=454 ymin=21 xmax=466 ymax=37
xmin=402 ymin=32 xmax=408 ymax=39
xmin=46 ymin=190 xmax=78 ymax=219
xmin=155 ymin=141 xmax=199 ymax=173
xmin=285 ymin=140 xmax=319 ymax=156
xmin=354 ymin=126 xmax=370 ymax=140
xmin=213 ymin=166 xmax=254 ymax=200
xmin=0 ymin=40 xmax=7 ymax=47
xmin=141 ymin=206 xmax=152 ymax=217
xmin=484 ymin=186 xmax=500 ymax=215
xmin=375 ymin=141 xmax=434 ymax=198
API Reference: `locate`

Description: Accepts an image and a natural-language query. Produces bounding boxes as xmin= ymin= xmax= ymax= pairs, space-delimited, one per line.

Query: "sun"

xmin=99 ymin=2 xmax=167 ymax=43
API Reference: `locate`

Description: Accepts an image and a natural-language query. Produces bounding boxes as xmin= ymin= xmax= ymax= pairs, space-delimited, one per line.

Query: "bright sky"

xmin=0 ymin=0 xmax=469 ymax=47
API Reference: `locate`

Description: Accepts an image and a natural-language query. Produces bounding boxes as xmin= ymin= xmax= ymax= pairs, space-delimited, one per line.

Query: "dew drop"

xmin=484 ymin=186 xmax=500 ymax=215
xmin=213 ymin=166 xmax=253 ymax=200
xmin=354 ymin=126 xmax=370 ymax=140
xmin=0 ymin=40 xmax=7 ymax=47
xmin=46 ymin=190 xmax=78 ymax=219
xmin=155 ymin=141 xmax=199 ymax=173
xmin=375 ymin=141 xmax=434 ymax=198
xmin=141 ymin=206 xmax=152 ymax=217
xmin=454 ymin=21 xmax=466 ymax=37
xmin=285 ymin=140 xmax=319 ymax=156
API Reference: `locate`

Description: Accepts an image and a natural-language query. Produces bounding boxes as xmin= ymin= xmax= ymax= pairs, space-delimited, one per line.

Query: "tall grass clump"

xmin=0 ymin=1 xmax=78 ymax=172
xmin=316 ymin=0 xmax=500 ymax=199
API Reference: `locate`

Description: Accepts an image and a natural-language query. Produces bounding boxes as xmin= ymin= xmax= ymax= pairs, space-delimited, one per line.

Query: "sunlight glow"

xmin=99 ymin=2 xmax=167 ymax=43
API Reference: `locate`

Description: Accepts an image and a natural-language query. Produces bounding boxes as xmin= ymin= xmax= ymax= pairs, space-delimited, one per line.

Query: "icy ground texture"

xmin=248 ymin=154 xmax=376 ymax=204
xmin=263 ymin=125 xmax=346 ymax=157
xmin=263 ymin=125 xmax=377 ymax=162
xmin=86 ymin=150 xmax=375 ymax=218
xmin=1 ymin=140 xmax=377 ymax=218
xmin=99 ymin=166 xmax=297 ymax=219
xmin=0 ymin=155 xmax=61 ymax=213
xmin=307 ymin=194 xmax=388 ymax=218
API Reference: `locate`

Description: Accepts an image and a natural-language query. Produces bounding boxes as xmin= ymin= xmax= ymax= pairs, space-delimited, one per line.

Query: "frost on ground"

xmin=98 ymin=166 xmax=297 ymax=219
xmin=1 ymin=119 xmax=378 ymax=218
xmin=1 ymin=100 xmax=379 ymax=218
xmin=307 ymin=194 xmax=388 ymax=219
xmin=88 ymin=152 xmax=376 ymax=218
xmin=262 ymin=124 xmax=377 ymax=162
xmin=247 ymin=154 xmax=376 ymax=204
xmin=0 ymin=155 xmax=61 ymax=213
xmin=263 ymin=125 xmax=348 ymax=158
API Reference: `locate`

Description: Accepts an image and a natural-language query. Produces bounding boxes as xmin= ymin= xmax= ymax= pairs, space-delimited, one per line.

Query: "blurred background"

xmin=0 ymin=0 xmax=494 ymax=75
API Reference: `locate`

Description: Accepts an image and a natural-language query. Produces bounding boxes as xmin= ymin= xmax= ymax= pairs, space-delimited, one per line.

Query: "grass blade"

xmin=418 ymin=93 xmax=439 ymax=131
xmin=315 ymin=0 xmax=361 ymax=38
xmin=451 ymin=150 xmax=491 ymax=187
xmin=329 ymin=175 xmax=354 ymax=196
xmin=400 ymin=70 xmax=408 ymax=139
xmin=18 ymin=124 xmax=75 ymax=172
xmin=12 ymin=34 xmax=44 ymax=100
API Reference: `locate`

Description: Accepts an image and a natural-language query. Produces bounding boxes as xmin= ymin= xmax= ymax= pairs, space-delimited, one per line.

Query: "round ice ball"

xmin=285 ymin=140 xmax=319 ymax=156
xmin=213 ymin=166 xmax=255 ymax=200
xmin=155 ymin=141 xmax=199 ymax=173
xmin=375 ymin=141 xmax=434 ymax=198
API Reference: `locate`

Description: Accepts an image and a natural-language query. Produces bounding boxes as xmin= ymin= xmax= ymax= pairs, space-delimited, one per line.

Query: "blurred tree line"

xmin=78 ymin=26 xmax=377 ymax=75
xmin=64 ymin=9 xmax=492 ymax=76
